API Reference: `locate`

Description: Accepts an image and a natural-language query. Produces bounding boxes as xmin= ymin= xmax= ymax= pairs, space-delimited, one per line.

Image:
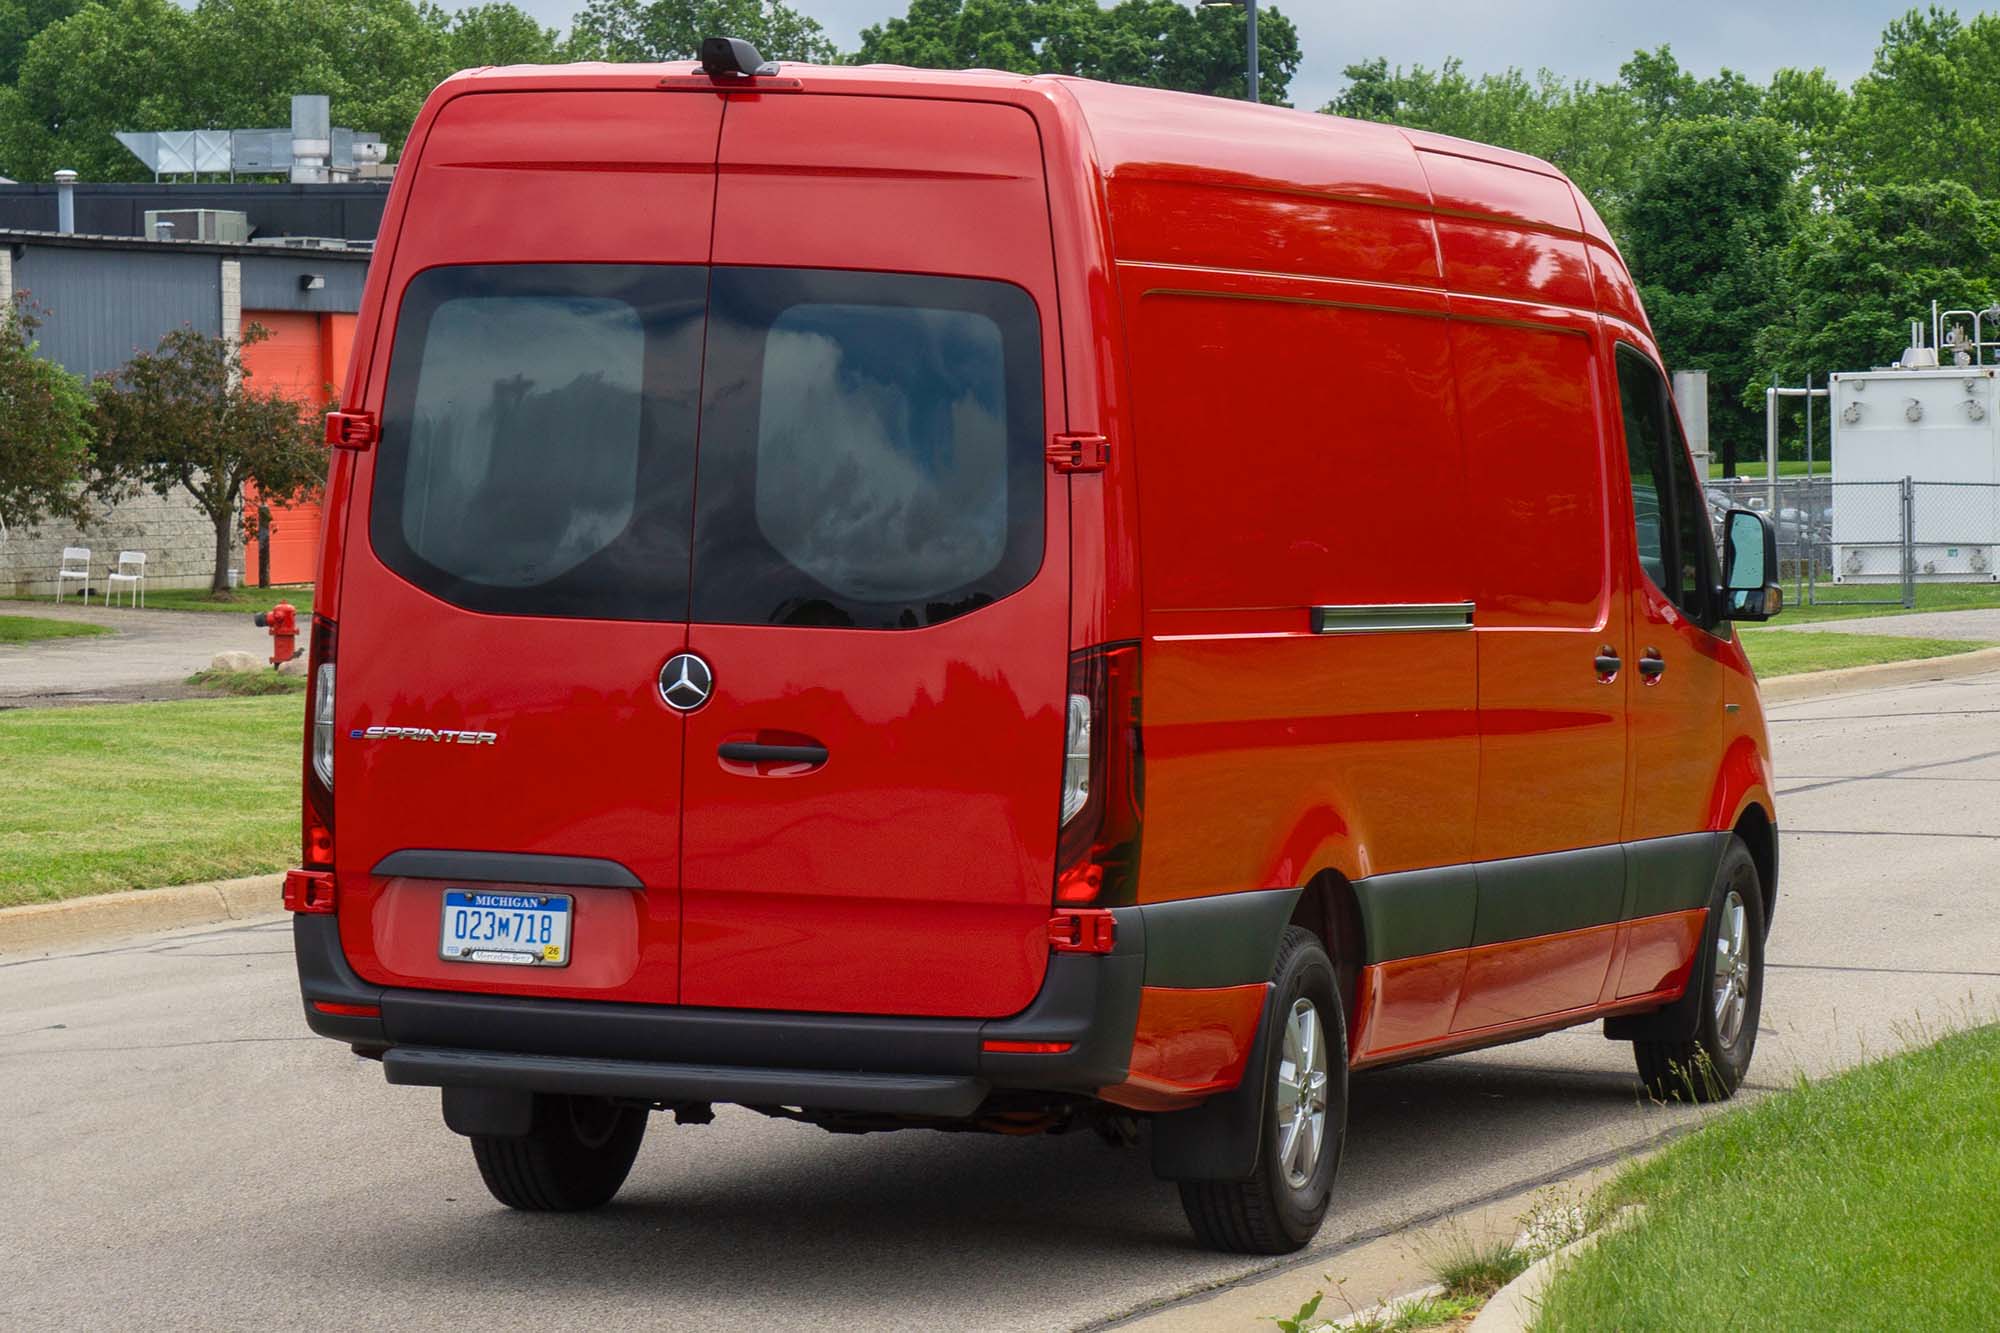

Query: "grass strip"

xmin=5 ymin=585 xmax=314 ymax=616
xmin=0 ymin=615 xmax=113 ymax=643
xmin=1773 ymin=582 xmax=2000 ymax=624
xmin=1537 ymin=1023 xmax=2000 ymax=1330
xmin=187 ymin=668 xmax=308 ymax=696
xmin=1740 ymin=631 xmax=1990 ymax=677
xmin=0 ymin=695 xmax=302 ymax=907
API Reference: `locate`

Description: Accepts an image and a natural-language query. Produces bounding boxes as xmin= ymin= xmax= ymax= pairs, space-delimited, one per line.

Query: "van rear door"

xmin=334 ymin=90 xmax=720 ymax=1003
xmin=676 ymin=93 xmax=1069 ymax=1018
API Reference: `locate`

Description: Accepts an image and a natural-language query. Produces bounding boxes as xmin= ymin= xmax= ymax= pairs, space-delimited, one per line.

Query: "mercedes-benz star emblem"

xmin=658 ymin=653 xmax=713 ymax=712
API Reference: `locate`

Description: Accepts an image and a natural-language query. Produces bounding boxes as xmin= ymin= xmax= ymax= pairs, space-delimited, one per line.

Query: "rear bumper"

xmin=294 ymin=887 xmax=1297 ymax=1116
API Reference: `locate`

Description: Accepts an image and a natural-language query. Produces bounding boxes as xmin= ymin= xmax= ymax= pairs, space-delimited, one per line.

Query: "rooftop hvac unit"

xmin=142 ymin=209 xmax=251 ymax=244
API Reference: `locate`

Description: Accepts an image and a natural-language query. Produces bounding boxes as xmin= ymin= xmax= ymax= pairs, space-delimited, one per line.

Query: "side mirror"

xmin=1721 ymin=508 xmax=1783 ymax=621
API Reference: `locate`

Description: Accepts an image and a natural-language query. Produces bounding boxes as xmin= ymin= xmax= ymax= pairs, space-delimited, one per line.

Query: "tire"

xmin=470 ymin=1093 xmax=647 ymax=1211
xmin=1179 ymin=926 xmax=1347 ymax=1254
xmin=1634 ymin=837 xmax=1766 ymax=1103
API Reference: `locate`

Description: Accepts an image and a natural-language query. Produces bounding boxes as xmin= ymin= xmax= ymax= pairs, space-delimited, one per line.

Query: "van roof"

xmin=432 ymin=61 xmax=1587 ymax=237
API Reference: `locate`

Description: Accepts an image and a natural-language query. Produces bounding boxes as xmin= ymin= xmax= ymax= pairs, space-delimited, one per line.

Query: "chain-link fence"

xmin=1704 ymin=476 xmax=2000 ymax=609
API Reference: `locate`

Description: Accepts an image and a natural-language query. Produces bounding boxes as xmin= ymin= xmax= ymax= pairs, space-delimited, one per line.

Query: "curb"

xmin=1759 ymin=644 xmax=2000 ymax=703
xmin=1466 ymin=1206 xmax=1642 ymax=1333
xmin=0 ymin=873 xmax=284 ymax=956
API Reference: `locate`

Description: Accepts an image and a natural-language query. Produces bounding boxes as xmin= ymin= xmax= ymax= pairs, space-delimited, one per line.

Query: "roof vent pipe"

xmin=53 ymin=168 xmax=76 ymax=233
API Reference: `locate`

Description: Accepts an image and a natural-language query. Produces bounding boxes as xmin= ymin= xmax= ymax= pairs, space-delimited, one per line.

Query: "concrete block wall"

xmin=1 ymin=488 xmax=241 ymax=598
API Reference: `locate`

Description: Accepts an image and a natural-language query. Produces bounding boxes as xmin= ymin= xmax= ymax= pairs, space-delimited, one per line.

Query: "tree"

xmin=1756 ymin=181 xmax=2000 ymax=397
xmin=0 ymin=0 xmax=562 ymax=182
xmin=1094 ymin=0 xmax=1300 ymax=105
xmin=569 ymin=0 xmax=837 ymax=63
xmin=0 ymin=0 xmax=81 ymax=84
xmin=1836 ymin=8 xmax=2000 ymax=199
xmin=0 ymin=295 xmax=94 ymax=537
xmin=0 ymin=0 xmax=196 ymax=182
xmin=1623 ymin=117 xmax=1801 ymax=468
xmin=91 ymin=326 xmax=327 ymax=593
xmin=424 ymin=2 xmax=562 ymax=70
xmin=855 ymin=0 xmax=1301 ymax=106
xmin=1323 ymin=46 xmax=1771 ymax=221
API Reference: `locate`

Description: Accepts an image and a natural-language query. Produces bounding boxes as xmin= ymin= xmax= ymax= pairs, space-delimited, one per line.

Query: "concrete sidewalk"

xmin=0 ymin=600 xmax=268 ymax=702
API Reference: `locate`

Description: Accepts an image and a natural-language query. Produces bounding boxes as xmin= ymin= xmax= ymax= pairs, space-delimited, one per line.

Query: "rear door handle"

xmin=1638 ymin=651 xmax=1666 ymax=681
xmin=718 ymin=742 xmax=829 ymax=766
xmin=1593 ymin=651 xmax=1622 ymax=677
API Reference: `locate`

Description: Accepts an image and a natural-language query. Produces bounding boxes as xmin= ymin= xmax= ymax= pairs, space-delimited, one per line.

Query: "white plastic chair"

xmin=56 ymin=546 xmax=90 ymax=604
xmin=105 ymin=550 xmax=147 ymax=607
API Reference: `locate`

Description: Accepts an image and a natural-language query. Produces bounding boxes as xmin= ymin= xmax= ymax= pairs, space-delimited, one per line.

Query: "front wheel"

xmin=1179 ymin=926 xmax=1347 ymax=1254
xmin=470 ymin=1093 xmax=647 ymax=1211
xmin=1633 ymin=837 xmax=1766 ymax=1102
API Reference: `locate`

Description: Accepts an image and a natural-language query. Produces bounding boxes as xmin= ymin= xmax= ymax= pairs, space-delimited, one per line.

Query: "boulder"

xmin=277 ymin=654 xmax=308 ymax=677
xmin=209 ymin=650 xmax=264 ymax=673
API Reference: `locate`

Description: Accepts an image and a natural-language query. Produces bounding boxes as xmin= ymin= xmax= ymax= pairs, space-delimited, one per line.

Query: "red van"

xmin=289 ymin=39 xmax=1785 ymax=1253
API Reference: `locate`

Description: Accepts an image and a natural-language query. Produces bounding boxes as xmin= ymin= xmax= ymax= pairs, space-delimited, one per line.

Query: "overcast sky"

xmin=512 ymin=2 xmax=2000 ymax=109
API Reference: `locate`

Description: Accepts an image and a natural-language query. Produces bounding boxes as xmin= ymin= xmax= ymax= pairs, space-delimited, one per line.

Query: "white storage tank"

xmin=1828 ymin=364 xmax=2000 ymax=582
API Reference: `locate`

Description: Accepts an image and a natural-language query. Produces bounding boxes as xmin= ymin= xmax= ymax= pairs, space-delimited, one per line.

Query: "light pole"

xmin=1199 ymin=0 xmax=1259 ymax=104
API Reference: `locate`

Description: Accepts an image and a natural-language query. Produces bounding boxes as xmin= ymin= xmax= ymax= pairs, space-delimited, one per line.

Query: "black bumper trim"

xmin=296 ymin=888 xmax=1298 ymax=1113
xmin=385 ymin=1047 xmax=990 ymax=1118
xmin=294 ymin=912 xmax=1149 ymax=1108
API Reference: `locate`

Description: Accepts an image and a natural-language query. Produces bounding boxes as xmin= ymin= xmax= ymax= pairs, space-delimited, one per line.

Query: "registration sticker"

xmin=439 ymin=890 xmax=572 ymax=967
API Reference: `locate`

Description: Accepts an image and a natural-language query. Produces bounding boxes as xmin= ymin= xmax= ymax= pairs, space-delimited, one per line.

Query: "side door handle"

xmin=1638 ymin=649 xmax=1666 ymax=682
xmin=1593 ymin=649 xmax=1622 ymax=679
xmin=718 ymin=742 xmax=829 ymax=766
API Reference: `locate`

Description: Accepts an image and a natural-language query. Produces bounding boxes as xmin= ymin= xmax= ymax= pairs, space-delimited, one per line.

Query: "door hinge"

xmin=1047 ymin=433 xmax=1110 ymax=474
xmin=324 ymin=410 xmax=378 ymax=451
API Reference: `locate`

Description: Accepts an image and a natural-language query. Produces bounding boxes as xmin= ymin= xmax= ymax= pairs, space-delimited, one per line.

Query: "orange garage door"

xmin=241 ymin=312 xmax=355 ymax=586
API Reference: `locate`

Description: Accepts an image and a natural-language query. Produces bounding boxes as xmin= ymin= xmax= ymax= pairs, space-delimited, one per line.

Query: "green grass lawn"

xmin=1776 ymin=581 xmax=2000 ymax=624
xmin=0 ymin=695 xmax=302 ymax=907
xmin=1536 ymin=1024 xmax=2000 ymax=1330
xmin=0 ymin=615 xmax=112 ymax=644
xmin=1741 ymin=631 xmax=1991 ymax=677
xmin=1707 ymin=458 xmax=1820 ymax=479
xmin=6 ymin=585 xmax=314 ymax=616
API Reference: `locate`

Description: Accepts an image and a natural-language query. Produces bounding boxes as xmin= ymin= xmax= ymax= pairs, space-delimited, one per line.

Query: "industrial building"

xmin=0 ymin=216 xmax=370 ymax=597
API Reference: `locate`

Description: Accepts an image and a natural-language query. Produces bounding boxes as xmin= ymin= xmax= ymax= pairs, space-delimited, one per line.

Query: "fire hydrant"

xmin=253 ymin=601 xmax=299 ymax=669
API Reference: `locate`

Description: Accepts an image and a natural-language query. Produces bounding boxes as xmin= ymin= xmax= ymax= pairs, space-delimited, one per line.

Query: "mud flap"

xmin=1147 ymin=985 xmax=1278 ymax=1183
xmin=1604 ymin=973 xmax=1704 ymax=1042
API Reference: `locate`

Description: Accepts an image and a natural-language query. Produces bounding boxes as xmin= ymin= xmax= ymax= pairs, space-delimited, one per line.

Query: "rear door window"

xmin=690 ymin=269 xmax=1044 ymax=629
xmin=371 ymin=264 xmax=705 ymax=621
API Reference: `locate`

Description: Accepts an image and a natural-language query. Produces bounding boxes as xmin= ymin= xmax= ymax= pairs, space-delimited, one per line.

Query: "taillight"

xmin=302 ymin=614 xmax=336 ymax=873
xmin=1055 ymin=642 xmax=1142 ymax=906
xmin=312 ymin=662 xmax=335 ymax=789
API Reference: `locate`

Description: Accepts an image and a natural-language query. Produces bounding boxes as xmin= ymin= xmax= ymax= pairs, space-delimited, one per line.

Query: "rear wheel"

xmin=1179 ymin=926 xmax=1346 ymax=1254
xmin=1633 ymin=838 xmax=1766 ymax=1102
xmin=470 ymin=1093 xmax=647 ymax=1211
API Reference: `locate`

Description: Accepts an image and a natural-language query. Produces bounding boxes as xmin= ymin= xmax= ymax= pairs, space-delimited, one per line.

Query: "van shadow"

xmin=326 ymin=1052 xmax=1683 ymax=1328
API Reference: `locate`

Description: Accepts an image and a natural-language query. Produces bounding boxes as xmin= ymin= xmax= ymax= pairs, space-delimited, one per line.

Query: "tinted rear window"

xmin=691 ymin=269 xmax=1044 ymax=629
xmin=372 ymin=264 xmax=703 ymax=620
xmin=371 ymin=265 xmax=1043 ymax=628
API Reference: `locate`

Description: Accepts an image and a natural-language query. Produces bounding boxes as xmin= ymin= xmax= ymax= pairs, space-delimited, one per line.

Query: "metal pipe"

xmin=1805 ymin=372 xmax=1814 ymax=481
xmin=1765 ymin=386 xmax=1779 ymax=518
xmin=1247 ymin=0 xmax=1259 ymax=103
xmin=53 ymin=168 xmax=75 ymax=233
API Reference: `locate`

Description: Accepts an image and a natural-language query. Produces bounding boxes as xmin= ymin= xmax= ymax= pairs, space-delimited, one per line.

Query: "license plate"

xmin=439 ymin=890 xmax=571 ymax=967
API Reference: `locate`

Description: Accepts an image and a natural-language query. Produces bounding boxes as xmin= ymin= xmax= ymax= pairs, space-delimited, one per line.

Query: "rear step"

xmin=384 ymin=1047 xmax=988 ymax=1118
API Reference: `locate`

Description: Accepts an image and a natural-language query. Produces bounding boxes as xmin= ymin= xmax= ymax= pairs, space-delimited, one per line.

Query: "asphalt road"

xmin=0 ymin=602 xmax=269 ymax=705
xmin=7 ymin=670 xmax=2000 ymax=1332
